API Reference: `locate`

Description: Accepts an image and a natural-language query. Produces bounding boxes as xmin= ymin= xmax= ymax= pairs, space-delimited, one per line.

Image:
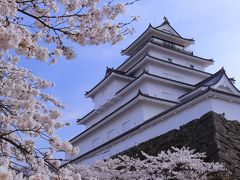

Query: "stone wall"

xmin=117 ymin=111 xmax=240 ymax=178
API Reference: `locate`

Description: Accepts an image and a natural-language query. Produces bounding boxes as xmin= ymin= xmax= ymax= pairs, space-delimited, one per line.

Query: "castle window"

xmin=107 ymin=129 xmax=114 ymax=140
xmin=122 ymin=120 xmax=130 ymax=132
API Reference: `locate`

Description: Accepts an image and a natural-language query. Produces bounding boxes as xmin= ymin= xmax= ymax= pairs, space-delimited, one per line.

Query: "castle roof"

xmin=195 ymin=68 xmax=226 ymax=87
xmin=179 ymin=68 xmax=240 ymax=101
xmin=121 ymin=18 xmax=195 ymax=56
xmin=156 ymin=16 xmax=182 ymax=37
xmin=118 ymin=40 xmax=213 ymax=72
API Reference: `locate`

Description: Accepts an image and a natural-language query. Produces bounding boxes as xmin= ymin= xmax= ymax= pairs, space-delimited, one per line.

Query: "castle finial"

xmin=138 ymin=89 xmax=143 ymax=95
xmin=163 ymin=16 xmax=169 ymax=25
xmin=105 ymin=67 xmax=112 ymax=76
xmin=220 ymin=67 xmax=226 ymax=73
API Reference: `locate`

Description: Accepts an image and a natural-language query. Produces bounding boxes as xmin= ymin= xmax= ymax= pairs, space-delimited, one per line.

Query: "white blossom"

xmin=71 ymin=147 xmax=228 ymax=180
xmin=0 ymin=0 xmax=138 ymax=63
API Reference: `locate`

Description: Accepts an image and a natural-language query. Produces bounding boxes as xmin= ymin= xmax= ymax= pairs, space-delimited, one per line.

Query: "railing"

xmin=151 ymin=38 xmax=193 ymax=56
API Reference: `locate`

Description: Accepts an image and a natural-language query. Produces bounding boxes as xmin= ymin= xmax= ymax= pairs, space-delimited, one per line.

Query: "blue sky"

xmin=20 ymin=0 xmax=240 ymax=141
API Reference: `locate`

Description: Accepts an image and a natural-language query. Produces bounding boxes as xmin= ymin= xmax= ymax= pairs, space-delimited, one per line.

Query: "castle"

xmin=67 ymin=18 xmax=240 ymax=164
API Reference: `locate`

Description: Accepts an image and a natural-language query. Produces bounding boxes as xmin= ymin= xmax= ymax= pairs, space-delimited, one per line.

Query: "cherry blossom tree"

xmin=0 ymin=1 xmax=227 ymax=180
xmin=0 ymin=0 xmax=138 ymax=179
xmin=0 ymin=0 xmax=139 ymax=64
xmin=69 ymin=147 xmax=228 ymax=180
xmin=0 ymin=61 xmax=82 ymax=179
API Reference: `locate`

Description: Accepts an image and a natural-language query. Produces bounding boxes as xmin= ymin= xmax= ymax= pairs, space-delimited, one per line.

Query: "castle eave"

xmin=148 ymin=41 xmax=214 ymax=65
xmin=119 ymin=41 xmax=213 ymax=73
xmin=116 ymin=72 xmax=195 ymax=97
xmin=85 ymin=72 xmax=134 ymax=98
xmin=122 ymin=26 xmax=194 ymax=56
xmin=72 ymin=93 xmax=177 ymax=143
xmin=126 ymin=54 xmax=212 ymax=79
xmin=179 ymin=69 xmax=240 ymax=101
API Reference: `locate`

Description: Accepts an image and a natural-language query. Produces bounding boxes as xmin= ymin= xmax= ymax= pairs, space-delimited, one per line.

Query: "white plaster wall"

xmin=93 ymin=77 xmax=130 ymax=109
xmin=143 ymin=79 xmax=188 ymax=101
xmin=211 ymin=98 xmax=240 ymax=120
xmin=146 ymin=62 xmax=206 ymax=84
xmin=72 ymin=101 xmax=168 ymax=158
xmin=141 ymin=102 xmax=168 ymax=120
xmin=72 ymin=103 xmax=143 ymax=156
xmin=84 ymin=85 xmax=142 ymax=128
xmin=148 ymin=46 xmax=207 ymax=71
xmin=73 ymin=97 xmax=240 ymax=165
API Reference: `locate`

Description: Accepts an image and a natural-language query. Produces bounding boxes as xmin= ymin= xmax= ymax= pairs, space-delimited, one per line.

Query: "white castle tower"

xmin=68 ymin=17 xmax=240 ymax=164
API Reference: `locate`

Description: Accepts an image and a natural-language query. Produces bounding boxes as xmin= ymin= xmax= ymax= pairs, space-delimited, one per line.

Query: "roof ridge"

xmin=149 ymin=40 xmax=213 ymax=62
xmin=105 ymin=67 xmax=130 ymax=77
xmin=159 ymin=16 xmax=170 ymax=27
xmin=195 ymin=68 xmax=226 ymax=88
xmin=121 ymin=22 xmax=194 ymax=56
xmin=156 ymin=17 xmax=183 ymax=38
xmin=179 ymin=69 xmax=238 ymax=100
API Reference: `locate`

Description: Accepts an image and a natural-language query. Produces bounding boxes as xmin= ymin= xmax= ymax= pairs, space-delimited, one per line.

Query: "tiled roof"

xmin=156 ymin=16 xmax=182 ymax=38
xmin=148 ymin=39 xmax=213 ymax=63
xmin=105 ymin=67 xmax=127 ymax=77
xmin=195 ymin=68 xmax=225 ymax=87
xmin=121 ymin=24 xmax=194 ymax=56
xmin=179 ymin=68 xmax=240 ymax=100
xmin=118 ymin=40 xmax=213 ymax=72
